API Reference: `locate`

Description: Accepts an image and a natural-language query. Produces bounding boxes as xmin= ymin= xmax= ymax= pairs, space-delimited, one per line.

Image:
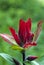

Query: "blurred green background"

xmin=0 ymin=0 xmax=44 ymax=65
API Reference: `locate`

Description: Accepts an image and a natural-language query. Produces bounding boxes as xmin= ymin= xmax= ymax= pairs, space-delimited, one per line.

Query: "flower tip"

xmin=20 ymin=19 xmax=25 ymax=23
xmin=27 ymin=18 xmax=32 ymax=23
xmin=28 ymin=18 xmax=32 ymax=21
xmin=33 ymin=42 xmax=37 ymax=46
xmin=9 ymin=27 xmax=13 ymax=30
xmin=26 ymin=56 xmax=38 ymax=61
xmin=20 ymin=19 xmax=23 ymax=21
xmin=38 ymin=21 xmax=43 ymax=27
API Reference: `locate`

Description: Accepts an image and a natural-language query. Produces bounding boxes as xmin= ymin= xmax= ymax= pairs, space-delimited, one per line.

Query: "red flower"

xmin=0 ymin=18 xmax=42 ymax=48
xmin=9 ymin=18 xmax=36 ymax=48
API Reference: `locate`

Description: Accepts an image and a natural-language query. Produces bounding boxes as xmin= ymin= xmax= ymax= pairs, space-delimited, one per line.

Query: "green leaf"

xmin=0 ymin=53 xmax=22 ymax=65
xmin=0 ymin=53 xmax=14 ymax=64
xmin=31 ymin=61 xmax=39 ymax=65
xmin=11 ymin=45 xmax=24 ymax=51
xmin=24 ymin=60 xmax=39 ymax=65
xmin=37 ymin=56 xmax=44 ymax=65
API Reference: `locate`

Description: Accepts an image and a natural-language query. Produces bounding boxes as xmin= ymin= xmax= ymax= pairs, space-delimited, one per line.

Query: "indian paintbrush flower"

xmin=9 ymin=18 xmax=37 ymax=48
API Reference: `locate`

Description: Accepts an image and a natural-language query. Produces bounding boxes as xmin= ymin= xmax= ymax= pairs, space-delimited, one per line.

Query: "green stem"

xmin=22 ymin=50 xmax=25 ymax=65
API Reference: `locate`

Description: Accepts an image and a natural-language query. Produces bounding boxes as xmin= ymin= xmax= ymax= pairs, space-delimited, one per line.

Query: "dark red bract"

xmin=9 ymin=18 xmax=36 ymax=48
xmin=26 ymin=56 xmax=38 ymax=61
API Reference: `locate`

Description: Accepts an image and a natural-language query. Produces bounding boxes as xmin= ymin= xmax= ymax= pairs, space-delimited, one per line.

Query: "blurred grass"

xmin=0 ymin=0 xmax=44 ymax=65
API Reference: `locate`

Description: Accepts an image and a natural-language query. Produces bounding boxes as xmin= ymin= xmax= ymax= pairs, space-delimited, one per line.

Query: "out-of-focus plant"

xmin=0 ymin=18 xmax=43 ymax=65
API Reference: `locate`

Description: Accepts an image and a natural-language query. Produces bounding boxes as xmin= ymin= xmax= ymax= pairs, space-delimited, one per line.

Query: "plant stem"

xmin=22 ymin=50 xmax=25 ymax=65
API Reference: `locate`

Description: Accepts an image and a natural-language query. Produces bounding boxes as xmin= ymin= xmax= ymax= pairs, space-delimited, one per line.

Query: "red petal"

xmin=19 ymin=19 xmax=26 ymax=43
xmin=23 ymin=42 xmax=37 ymax=48
xmin=9 ymin=27 xmax=20 ymax=44
xmin=26 ymin=18 xmax=32 ymax=33
xmin=26 ymin=32 xmax=34 ymax=42
xmin=26 ymin=56 xmax=38 ymax=61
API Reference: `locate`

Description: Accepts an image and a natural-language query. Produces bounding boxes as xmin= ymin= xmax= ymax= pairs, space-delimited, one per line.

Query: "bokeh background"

xmin=0 ymin=0 xmax=44 ymax=65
